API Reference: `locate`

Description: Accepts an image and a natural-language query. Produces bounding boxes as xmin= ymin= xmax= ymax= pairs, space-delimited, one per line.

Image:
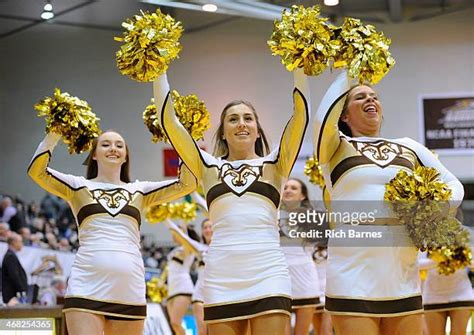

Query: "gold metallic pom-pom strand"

xmin=304 ymin=156 xmax=325 ymax=188
xmin=384 ymin=166 xmax=469 ymax=250
xmin=34 ymin=88 xmax=101 ymax=154
xmin=268 ymin=5 xmax=338 ymax=76
xmin=143 ymin=92 xmax=210 ymax=143
xmin=333 ymin=17 xmax=395 ymax=84
xmin=115 ymin=9 xmax=183 ymax=82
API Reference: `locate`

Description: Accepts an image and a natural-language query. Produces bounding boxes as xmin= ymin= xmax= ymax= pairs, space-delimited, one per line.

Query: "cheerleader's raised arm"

xmin=27 ymin=132 xmax=81 ymax=202
xmin=153 ymin=74 xmax=205 ymax=179
xmin=28 ymin=133 xmax=197 ymax=208
xmin=275 ymin=68 xmax=310 ymax=177
xmin=313 ymin=71 xmax=351 ymax=165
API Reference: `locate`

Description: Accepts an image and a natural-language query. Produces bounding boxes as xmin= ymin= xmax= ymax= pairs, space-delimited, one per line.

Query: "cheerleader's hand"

xmin=44 ymin=132 xmax=62 ymax=146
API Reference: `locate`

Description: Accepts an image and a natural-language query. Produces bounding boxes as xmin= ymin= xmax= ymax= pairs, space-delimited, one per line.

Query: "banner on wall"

xmin=163 ymin=148 xmax=179 ymax=177
xmin=419 ymin=93 xmax=474 ymax=155
xmin=163 ymin=146 xmax=206 ymax=177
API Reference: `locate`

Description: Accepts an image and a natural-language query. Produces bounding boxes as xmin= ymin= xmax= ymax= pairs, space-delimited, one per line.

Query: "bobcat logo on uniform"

xmin=220 ymin=163 xmax=261 ymax=195
xmin=92 ymin=189 xmax=132 ymax=216
xmin=354 ymin=141 xmax=402 ymax=168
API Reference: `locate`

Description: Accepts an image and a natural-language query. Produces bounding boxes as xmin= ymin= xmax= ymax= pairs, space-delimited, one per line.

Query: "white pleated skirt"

xmin=64 ymin=247 xmax=146 ymax=319
xmin=325 ymin=225 xmax=422 ymax=317
xmin=202 ymin=246 xmax=292 ymax=323
xmin=283 ymin=246 xmax=321 ymax=309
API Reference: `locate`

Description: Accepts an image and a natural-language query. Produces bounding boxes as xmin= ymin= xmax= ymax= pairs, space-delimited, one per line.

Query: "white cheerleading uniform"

xmin=163 ymin=219 xmax=209 ymax=305
xmin=280 ymin=211 xmax=321 ymax=309
xmin=28 ymin=134 xmax=196 ymax=319
xmin=419 ymin=252 xmax=474 ymax=312
xmin=154 ymin=69 xmax=310 ymax=323
xmin=313 ymin=72 xmax=465 ymax=317
xmin=167 ymin=247 xmax=195 ymax=301
xmin=314 ymin=249 xmax=328 ymax=313
xmin=192 ymin=254 xmax=208 ymax=304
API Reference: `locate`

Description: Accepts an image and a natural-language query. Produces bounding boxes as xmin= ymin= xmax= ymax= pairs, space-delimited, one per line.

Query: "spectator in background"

xmin=26 ymin=201 xmax=40 ymax=225
xmin=18 ymin=227 xmax=32 ymax=246
xmin=45 ymin=232 xmax=59 ymax=250
xmin=1 ymin=233 xmax=28 ymax=305
xmin=58 ymin=238 xmax=71 ymax=252
xmin=0 ymin=196 xmax=23 ymax=232
xmin=40 ymin=194 xmax=62 ymax=220
xmin=0 ymin=222 xmax=11 ymax=242
xmin=57 ymin=216 xmax=72 ymax=239
xmin=31 ymin=217 xmax=46 ymax=234
xmin=39 ymin=275 xmax=67 ymax=306
xmin=30 ymin=232 xmax=47 ymax=248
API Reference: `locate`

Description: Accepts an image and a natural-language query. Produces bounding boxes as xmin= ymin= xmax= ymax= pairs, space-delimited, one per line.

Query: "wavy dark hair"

xmin=213 ymin=100 xmax=271 ymax=158
xmin=187 ymin=226 xmax=201 ymax=243
xmin=83 ymin=130 xmax=131 ymax=183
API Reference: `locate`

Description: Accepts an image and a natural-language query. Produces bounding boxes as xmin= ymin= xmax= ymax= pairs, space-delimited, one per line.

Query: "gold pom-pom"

xmin=34 ymin=88 xmax=101 ymax=154
xmin=146 ymin=266 xmax=168 ymax=303
xmin=146 ymin=204 xmax=170 ymax=223
xmin=143 ymin=98 xmax=167 ymax=143
xmin=384 ymin=166 xmax=469 ymax=250
xmin=169 ymin=202 xmax=198 ymax=222
xmin=146 ymin=202 xmax=197 ymax=223
xmin=115 ymin=9 xmax=183 ymax=82
xmin=268 ymin=5 xmax=338 ymax=76
xmin=171 ymin=90 xmax=210 ymax=141
xmin=143 ymin=92 xmax=210 ymax=143
xmin=333 ymin=17 xmax=395 ymax=84
xmin=304 ymin=156 xmax=324 ymax=188
xmin=428 ymin=246 xmax=472 ymax=276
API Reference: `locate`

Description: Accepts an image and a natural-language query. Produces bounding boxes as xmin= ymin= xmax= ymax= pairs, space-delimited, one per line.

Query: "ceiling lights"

xmin=41 ymin=0 xmax=54 ymax=20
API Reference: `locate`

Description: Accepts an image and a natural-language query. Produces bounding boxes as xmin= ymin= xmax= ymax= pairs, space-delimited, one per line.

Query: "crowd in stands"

xmin=0 ymin=193 xmax=188 ymax=274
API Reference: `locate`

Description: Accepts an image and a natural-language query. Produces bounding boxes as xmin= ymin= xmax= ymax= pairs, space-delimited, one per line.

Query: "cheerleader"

xmin=164 ymin=192 xmax=211 ymax=335
xmin=154 ymin=68 xmax=310 ymax=335
xmin=164 ymin=215 xmax=212 ymax=335
xmin=312 ymin=247 xmax=333 ymax=335
xmin=279 ymin=178 xmax=321 ymax=335
xmin=28 ymin=131 xmax=196 ymax=335
xmin=313 ymin=72 xmax=464 ymax=335
xmin=192 ymin=218 xmax=213 ymax=335
xmin=166 ymin=223 xmax=197 ymax=335
xmin=419 ymin=251 xmax=474 ymax=335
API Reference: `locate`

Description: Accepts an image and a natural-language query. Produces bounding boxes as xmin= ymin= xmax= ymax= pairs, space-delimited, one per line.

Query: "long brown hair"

xmin=213 ymin=100 xmax=271 ymax=158
xmin=83 ymin=130 xmax=131 ymax=183
xmin=287 ymin=178 xmax=311 ymax=209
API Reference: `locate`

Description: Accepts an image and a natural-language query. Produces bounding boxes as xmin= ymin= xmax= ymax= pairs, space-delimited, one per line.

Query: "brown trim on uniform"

xmin=314 ymin=304 xmax=325 ymax=313
xmin=207 ymin=181 xmax=280 ymax=208
xmin=77 ymin=204 xmax=141 ymax=226
xmin=325 ymin=295 xmax=422 ymax=315
xmin=424 ymin=300 xmax=474 ymax=311
xmin=171 ymin=256 xmax=184 ymax=265
xmin=64 ymin=297 xmax=146 ymax=318
xmin=27 ymin=151 xmax=83 ymax=191
xmin=330 ymin=156 xmax=414 ymax=186
xmin=316 ymin=91 xmax=348 ymax=161
xmin=274 ymin=87 xmax=310 ymax=174
xmin=192 ymin=299 xmax=204 ymax=305
xmin=204 ymin=296 xmax=291 ymax=322
xmin=292 ymin=297 xmax=320 ymax=308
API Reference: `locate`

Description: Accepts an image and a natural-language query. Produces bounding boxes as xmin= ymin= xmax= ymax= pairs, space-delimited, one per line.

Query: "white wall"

xmin=1 ymin=7 xmax=473 ymax=205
